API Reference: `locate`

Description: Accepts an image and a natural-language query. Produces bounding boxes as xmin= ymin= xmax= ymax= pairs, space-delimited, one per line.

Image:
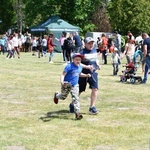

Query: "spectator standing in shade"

xmin=73 ymin=32 xmax=82 ymax=53
xmin=55 ymin=31 xmax=66 ymax=62
xmin=37 ymin=36 xmax=43 ymax=58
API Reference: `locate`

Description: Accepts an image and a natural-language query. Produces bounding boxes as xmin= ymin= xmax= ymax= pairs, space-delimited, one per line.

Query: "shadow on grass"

xmin=39 ymin=110 xmax=74 ymax=122
xmin=115 ymin=80 xmax=142 ymax=85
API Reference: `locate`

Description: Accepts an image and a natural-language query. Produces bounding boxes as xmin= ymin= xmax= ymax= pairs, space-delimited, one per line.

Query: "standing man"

xmin=141 ymin=33 xmax=150 ymax=84
xmin=113 ymin=31 xmax=122 ymax=64
xmin=77 ymin=37 xmax=100 ymax=114
xmin=73 ymin=32 xmax=82 ymax=53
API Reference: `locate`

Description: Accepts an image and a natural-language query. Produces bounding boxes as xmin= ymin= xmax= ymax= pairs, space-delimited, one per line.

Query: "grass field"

xmin=0 ymin=52 xmax=149 ymax=150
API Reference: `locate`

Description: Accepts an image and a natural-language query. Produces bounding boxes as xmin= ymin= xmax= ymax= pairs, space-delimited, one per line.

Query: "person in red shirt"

xmin=47 ymin=33 xmax=57 ymax=63
xmin=99 ymin=33 xmax=108 ymax=64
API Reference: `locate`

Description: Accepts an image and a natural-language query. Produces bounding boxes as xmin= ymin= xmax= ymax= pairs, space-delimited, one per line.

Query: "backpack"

xmin=102 ymin=37 xmax=108 ymax=46
xmin=64 ymin=38 xmax=73 ymax=49
xmin=98 ymin=37 xmax=108 ymax=50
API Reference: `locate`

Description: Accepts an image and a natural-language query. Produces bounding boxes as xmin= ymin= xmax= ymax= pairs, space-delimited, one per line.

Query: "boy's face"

xmin=73 ymin=57 xmax=82 ymax=66
xmin=85 ymin=41 xmax=94 ymax=50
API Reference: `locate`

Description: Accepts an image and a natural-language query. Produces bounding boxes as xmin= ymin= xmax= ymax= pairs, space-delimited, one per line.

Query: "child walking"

xmin=53 ymin=53 xmax=91 ymax=120
xmin=111 ymin=47 xmax=120 ymax=75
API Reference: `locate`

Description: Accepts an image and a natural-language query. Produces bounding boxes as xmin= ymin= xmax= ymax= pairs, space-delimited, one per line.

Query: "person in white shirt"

xmin=42 ymin=35 xmax=47 ymax=57
xmin=12 ymin=33 xmax=20 ymax=58
xmin=32 ymin=36 xmax=38 ymax=56
xmin=6 ymin=35 xmax=13 ymax=59
xmin=135 ymin=32 xmax=143 ymax=45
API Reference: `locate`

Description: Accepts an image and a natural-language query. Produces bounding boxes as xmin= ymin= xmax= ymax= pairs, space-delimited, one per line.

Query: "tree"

xmin=107 ymin=0 xmax=150 ymax=35
xmin=92 ymin=0 xmax=111 ymax=32
xmin=0 ymin=0 xmax=16 ymax=33
xmin=23 ymin=0 xmax=103 ymax=35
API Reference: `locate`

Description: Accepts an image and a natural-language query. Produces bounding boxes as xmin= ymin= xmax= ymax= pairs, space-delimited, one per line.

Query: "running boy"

xmin=53 ymin=53 xmax=91 ymax=120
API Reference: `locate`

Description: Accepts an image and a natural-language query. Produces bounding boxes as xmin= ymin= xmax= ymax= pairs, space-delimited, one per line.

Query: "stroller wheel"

xmin=121 ymin=76 xmax=127 ymax=82
xmin=130 ymin=77 xmax=135 ymax=84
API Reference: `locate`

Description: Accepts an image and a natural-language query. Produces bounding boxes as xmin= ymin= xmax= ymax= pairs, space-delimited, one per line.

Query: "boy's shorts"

xmin=79 ymin=72 xmax=98 ymax=93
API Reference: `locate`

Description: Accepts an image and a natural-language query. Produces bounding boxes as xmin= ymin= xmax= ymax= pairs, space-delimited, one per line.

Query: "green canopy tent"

xmin=30 ymin=16 xmax=80 ymax=52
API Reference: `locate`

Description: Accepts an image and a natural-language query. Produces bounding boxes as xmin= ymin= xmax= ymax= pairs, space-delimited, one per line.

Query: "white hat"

xmin=84 ymin=37 xmax=95 ymax=43
xmin=114 ymin=47 xmax=118 ymax=51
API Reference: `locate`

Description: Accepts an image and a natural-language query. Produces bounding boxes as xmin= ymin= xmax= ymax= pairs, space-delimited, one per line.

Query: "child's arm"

xmin=55 ymin=38 xmax=59 ymax=41
xmin=60 ymin=71 xmax=67 ymax=85
xmin=80 ymin=63 xmax=93 ymax=70
xmin=79 ymin=73 xmax=91 ymax=78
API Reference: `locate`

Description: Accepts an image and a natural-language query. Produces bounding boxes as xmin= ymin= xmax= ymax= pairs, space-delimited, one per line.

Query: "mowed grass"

xmin=0 ymin=52 xmax=149 ymax=150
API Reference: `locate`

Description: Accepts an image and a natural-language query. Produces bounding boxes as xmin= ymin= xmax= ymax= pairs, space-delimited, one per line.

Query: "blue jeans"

xmin=42 ymin=46 xmax=47 ymax=56
xmin=143 ymin=56 xmax=150 ymax=82
xmin=49 ymin=51 xmax=54 ymax=62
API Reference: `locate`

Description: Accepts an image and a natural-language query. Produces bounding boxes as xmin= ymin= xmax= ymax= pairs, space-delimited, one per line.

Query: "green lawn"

xmin=0 ymin=52 xmax=149 ymax=150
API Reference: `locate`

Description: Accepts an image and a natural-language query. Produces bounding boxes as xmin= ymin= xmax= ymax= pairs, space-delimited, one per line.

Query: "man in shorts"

xmin=77 ymin=37 xmax=100 ymax=114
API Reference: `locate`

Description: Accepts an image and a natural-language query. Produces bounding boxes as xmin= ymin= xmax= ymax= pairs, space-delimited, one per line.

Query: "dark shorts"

xmin=79 ymin=72 xmax=98 ymax=93
xmin=32 ymin=46 xmax=37 ymax=51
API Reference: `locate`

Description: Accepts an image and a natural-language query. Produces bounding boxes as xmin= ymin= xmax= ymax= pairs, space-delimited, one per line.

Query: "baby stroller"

xmin=120 ymin=62 xmax=142 ymax=84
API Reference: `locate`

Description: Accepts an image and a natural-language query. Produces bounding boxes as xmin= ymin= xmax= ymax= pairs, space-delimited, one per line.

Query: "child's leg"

xmin=57 ymin=84 xmax=71 ymax=100
xmin=70 ymin=85 xmax=80 ymax=114
xmin=112 ymin=63 xmax=115 ymax=75
xmin=116 ymin=63 xmax=119 ymax=74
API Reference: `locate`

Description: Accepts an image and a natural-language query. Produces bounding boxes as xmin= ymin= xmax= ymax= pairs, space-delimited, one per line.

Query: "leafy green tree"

xmin=92 ymin=1 xmax=111 ymax=32
xmin=0 ymin=0 xmax=16 ymax=33
xmin=23 ymin=0 xmax=106 ymax=34
xmin=107 ymin=0 xmax=150 ymax=35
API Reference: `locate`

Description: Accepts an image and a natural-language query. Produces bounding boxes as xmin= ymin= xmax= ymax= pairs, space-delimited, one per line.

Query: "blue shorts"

xmin=79 ymin=72 xmax=98 ymax=93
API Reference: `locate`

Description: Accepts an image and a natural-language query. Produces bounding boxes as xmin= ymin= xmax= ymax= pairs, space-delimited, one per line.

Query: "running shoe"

xmin=89 ymin=106 xmax=98 ymax=115
xmin=53 ymin=92 xmax=58 ymax=104
xmin=75 ymin=113 xmax=83 ymax=120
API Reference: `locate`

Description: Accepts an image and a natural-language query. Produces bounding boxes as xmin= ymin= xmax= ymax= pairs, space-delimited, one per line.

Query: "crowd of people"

xmin=1 ymin=30 xmax=150 ymax=120
xmin=0 ymin=31 xmax=32 ymax=59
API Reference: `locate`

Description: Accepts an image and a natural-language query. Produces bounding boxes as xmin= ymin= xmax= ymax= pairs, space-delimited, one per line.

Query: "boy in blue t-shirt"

xmin=53 ymin=53 xmax=91 ymax=120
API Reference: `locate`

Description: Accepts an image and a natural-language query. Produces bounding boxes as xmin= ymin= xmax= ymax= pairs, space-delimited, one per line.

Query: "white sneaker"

xmin=49 ymin=61 xmax=53 ymax=63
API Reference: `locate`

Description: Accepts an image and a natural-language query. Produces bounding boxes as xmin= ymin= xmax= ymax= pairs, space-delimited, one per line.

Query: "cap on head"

xmin=114 ymin=47 xmax=118 ymax=51
xmin=84 ymin=37 xmax=95 ymax=43
xmin=72 ymin=53 xmax=84 ymax=59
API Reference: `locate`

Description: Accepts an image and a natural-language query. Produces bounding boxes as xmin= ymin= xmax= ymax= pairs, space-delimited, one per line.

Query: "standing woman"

xmin=47 ymin=33 xmax=57 ymax=63
xmin=123 ymin=35 xmax=135 ymax=64
xmin=12 ymin=33 xmax=20 ymax=58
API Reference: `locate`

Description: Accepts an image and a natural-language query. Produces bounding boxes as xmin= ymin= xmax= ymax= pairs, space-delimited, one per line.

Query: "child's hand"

xmin=87 ymin=74 xmax=91 ymax=78
xmin=86 ymin=65 xmax=93 ymax=70
xmin=97 ymin=64 xmax=101 ymax=70
xmin=61 ymin=81 xmax=70 ymax=88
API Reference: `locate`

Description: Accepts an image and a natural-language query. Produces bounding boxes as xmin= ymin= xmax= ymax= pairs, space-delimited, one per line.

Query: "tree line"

xmin=0 ymin=0 xmax=150 ymax=35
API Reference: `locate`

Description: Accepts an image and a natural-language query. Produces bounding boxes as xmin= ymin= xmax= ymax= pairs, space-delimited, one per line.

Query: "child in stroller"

xmin=120 ymin=62 xmax=142 ymax=84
